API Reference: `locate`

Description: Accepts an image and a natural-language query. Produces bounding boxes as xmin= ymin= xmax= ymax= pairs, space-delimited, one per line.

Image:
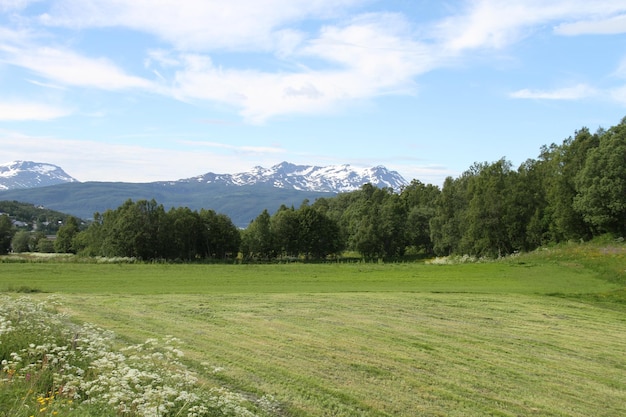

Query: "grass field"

xmin=2 ymin=242 xmax=626 ymax=416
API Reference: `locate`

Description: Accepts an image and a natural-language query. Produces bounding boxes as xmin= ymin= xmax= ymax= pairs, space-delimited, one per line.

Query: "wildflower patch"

xmin=0 ymin=296 xmax=275 ymax=417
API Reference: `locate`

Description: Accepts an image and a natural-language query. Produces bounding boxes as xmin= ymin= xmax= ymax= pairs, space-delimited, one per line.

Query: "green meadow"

xmin=2 ymin=242 xmax=626 ymax=416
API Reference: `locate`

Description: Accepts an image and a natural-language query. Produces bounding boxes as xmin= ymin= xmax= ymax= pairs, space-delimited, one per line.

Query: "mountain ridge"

xmin=0 ymin=161 xmax=408 ymax=227
xmin=0 ymin=160 xmax=78 ymax=190
xmin=177 ymin=161 xmax=407 ymax=192
xmin=0 ymin=160 xmax=408 ymax=193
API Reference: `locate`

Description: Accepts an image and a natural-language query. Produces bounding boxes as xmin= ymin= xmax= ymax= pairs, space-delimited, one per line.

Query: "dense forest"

xmin=1 ymin=117 xmax=625 ymax=261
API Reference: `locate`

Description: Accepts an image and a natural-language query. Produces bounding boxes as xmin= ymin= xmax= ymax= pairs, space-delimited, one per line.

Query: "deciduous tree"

xmin=0 ymin=214 xmax=15 ymax=254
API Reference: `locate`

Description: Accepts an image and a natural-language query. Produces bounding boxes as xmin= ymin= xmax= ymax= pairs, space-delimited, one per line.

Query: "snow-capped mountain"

xmin=0 ymin=161 xmax=409 ymax=226
xmin=179 ymin=162 xmax=408 ymax=192
xmin=0 ymin=161 xmax=78 ymax=191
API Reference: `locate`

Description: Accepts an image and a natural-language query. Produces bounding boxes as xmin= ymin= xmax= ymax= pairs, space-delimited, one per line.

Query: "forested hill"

xmin=0 ymin=201 xmax=75 ymax=233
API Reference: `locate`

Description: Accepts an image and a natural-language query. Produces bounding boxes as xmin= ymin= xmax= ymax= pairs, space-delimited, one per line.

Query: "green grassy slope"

xmin=1 ymin=241 xmax=625 ymax=416
xmin=0 ymin=257 xmax=621 ymax=295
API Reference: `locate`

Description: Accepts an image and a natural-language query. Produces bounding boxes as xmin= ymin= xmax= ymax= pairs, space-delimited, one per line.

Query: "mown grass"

xmin=1 ymin=240 xmax=625 ymax=416
xmin=0 ymin=257 xmax=620 ymax=295
xmin=49 ymin=293 xmax=626 ymax=417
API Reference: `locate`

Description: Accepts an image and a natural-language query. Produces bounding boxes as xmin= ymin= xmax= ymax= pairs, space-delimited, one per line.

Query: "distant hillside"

xmin=0 ymin=182 xmax=334 ymax=228
xmin=0 ymin=200 xmax=77 ymax=233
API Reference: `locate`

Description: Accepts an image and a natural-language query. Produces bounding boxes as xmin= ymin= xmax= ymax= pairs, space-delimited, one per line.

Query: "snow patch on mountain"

xmin=181 ymin=161 xmax=408 ymax=193
xmin=0 ymin=161 xmax=78 ymax=190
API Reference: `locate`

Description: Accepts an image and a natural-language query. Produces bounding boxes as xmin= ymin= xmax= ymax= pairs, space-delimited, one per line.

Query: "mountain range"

xmin=177 ymin=161 xmax=406 ymax=192
xmin=0 ymin=161 xmax=408 ymax=227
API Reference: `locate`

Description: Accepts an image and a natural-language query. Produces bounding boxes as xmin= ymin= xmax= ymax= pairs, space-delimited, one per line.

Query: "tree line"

xmin=2 ymin=117 xmax=624 ymax=261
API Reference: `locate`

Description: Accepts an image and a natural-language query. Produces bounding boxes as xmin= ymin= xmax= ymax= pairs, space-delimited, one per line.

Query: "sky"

xmin=1 ymin=0 xmax=626 ymax=186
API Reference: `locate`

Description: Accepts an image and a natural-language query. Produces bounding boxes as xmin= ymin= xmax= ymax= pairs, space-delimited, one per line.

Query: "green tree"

xmin=430 ymin=175 xmax=471 ymax=256
xmin=0 ymin=214 xmax=16 ymax=254
xmin=241 ymin=209 xmax=273 ymax=261
xmin=296 ymin=205 xmax=342 ymax=260
xmin=167 ymin=207 xmax=203 ymax=260
xmin=36 ymin=236 xmax=55 ymax=253
xmin=463 ymin=160 xmax=513 ymax=256
xmin=406 ymin=206 xmax=435 ymax=254
xmin=401 ymin=180 xmax=440 ymax=254
xmin=74 ymin=212 xmax=105 ymax=256
xmin=199 ymin=209 xmax=241 ymax=259
xmin=98 ymin=199 xmax=167 ymax=259
xmin=543 ymin=128 xmax=599 ymax=241
xmin=574 ymin=121 xmax=626 ymax=235
xmin=54 ymin=216 xmax=80 ymax=254
xmin=517 ymin=158 xmax=550 ymax=249
xmin=347 ymin=185 xmax=385 ymax=260
xmin=271 ymin=205 xmax=300 ymax=257
xmin=378 ymin=193 xmax=408 ymax=259
xmin=11 ymin=230 xmax=32 ymax=253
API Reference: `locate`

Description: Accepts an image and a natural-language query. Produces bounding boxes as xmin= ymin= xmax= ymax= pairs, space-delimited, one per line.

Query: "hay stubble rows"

xmin=3 ymin=250 xmax=626 ymax=416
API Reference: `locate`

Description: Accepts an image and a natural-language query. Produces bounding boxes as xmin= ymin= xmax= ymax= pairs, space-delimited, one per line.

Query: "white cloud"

xmin=167 ymin=13 xmax=433 ymax=122
xmin=0 ymin=0 xmax=39 ymax=12
xmin=1 ymin=44 xmax=155 ymax=90
xmin=433 ymin=0 xmax=626 ymax=53
xmin=554 ymin=14 xmax=626 ymax=36
xmin=392 ymin=164 xmax=455 ymax=188
xmin=4 ymin=0 xmax=626 ymax=124
xmin=180 ymin=140 xmax=286 ymax=155
xmin=555 ymin=14 xmax=626 ymax=35
xmin=510 ymin=84 xmax=597 ymax=100
xmin=38 ymin=0 xmax=363 ymax=51
xmin=0 ymin=101 xmax=71 ymax=120
xmin=0 ymin=131 xmax=281 ymax=182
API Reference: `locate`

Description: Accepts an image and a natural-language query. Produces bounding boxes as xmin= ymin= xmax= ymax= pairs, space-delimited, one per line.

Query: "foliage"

xmin=573 ymin=119 xmax=626 ymax=235
xmin=427 ymin=117 xmax=626 ymax=257
xmin=10 ymin=230 xmax=32 ymax=253
xmin=0 ymin=215 xmax=15 ymax=255
xmin=72 ymin=199 xmax=240 ymax=261
xmin=242 ymin=204 xmax=342 ymax=261
xmin=54 ymin=216 xmax=80 ymax=254
xmin=241 ymin=209 xmax=273 ymax=260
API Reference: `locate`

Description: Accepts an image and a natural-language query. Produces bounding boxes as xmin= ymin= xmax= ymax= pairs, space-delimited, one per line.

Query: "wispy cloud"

xmin=0 ymin=101 xmax=71 ymax=120
xmin=37 ymin=0 xmax=363 ymax=51
xmin=166 ymin=13 xmax=432 ymax=123
xmin=555 ymin=14 xmax=626 ymax=35
xmin=0 ymin=0 xmax=39 ymax=12
xmin=510 ymin=84 xmax=597 ymax=100
xmin=0 ymin=131 xmax=280 ymax=182
xmin=181 ymin=140 xmax=286 ymax=155
xmin=3 ymin=0 xmax=626 ymax=124
xmin=433 ymin=0 xmax=626 ymax=53
xmin=2 ymin=44 xmax=155 ymax=90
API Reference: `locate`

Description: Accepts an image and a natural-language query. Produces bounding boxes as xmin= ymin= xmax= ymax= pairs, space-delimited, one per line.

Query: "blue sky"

xmin=1 ymin=0 xmax=626 ymax=186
